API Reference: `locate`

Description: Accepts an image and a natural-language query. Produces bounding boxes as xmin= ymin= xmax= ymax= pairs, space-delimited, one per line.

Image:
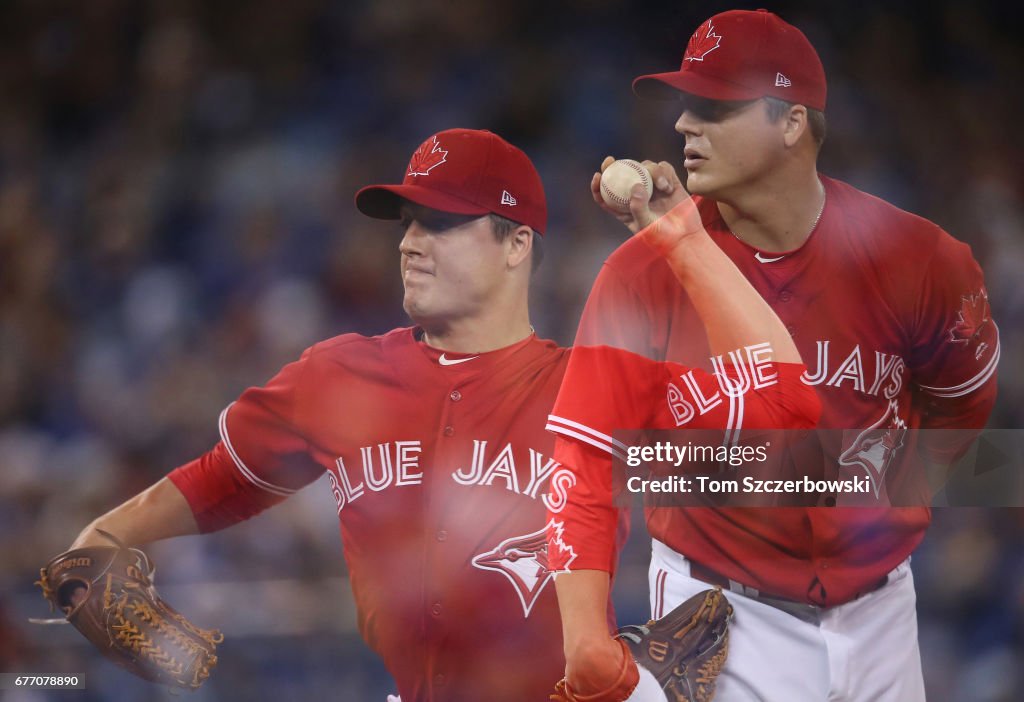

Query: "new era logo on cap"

xmin=775 ymin=72 xmax=792 ymax=88
xmin=354 ymin=129 xmax=548 ymax=235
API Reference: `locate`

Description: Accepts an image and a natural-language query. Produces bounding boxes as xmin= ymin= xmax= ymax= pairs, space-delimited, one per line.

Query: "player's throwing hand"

xmin=591 ymin=156 xmax=687 ymax=232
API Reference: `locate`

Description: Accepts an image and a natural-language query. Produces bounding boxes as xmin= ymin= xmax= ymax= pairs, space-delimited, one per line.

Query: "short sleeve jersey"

xmin=169 ymin=329 xmax=573 ymax=702
xmin=549 ymin=176 xmax=998 ymax=606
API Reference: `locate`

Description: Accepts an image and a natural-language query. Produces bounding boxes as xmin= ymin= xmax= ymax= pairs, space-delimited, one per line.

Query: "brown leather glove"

xmin=552 ymin=589 xmax=733 ymax=702
xmin=616 ymin=588 xmax=733 ymax=702
xmin=35 ymin=530 xmax=222 ymax=690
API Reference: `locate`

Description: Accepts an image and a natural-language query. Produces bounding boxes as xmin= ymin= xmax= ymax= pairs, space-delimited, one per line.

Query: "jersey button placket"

xmin=441 ymin=388 xmax=459 ymax=442
xmin=431 ymin=602 xmax=443 ymax=616
xmin=443 ymin=389 xmax=460 ymax=440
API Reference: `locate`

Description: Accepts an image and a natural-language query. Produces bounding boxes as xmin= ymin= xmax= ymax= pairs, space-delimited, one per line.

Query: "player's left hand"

xmin=590 ymin=157 xmax=688 ymax=233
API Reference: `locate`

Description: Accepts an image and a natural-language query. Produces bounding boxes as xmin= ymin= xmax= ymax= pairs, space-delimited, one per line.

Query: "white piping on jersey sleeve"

xmin=546 ymin=415 xmax=629 ymax=463
xmin=219 ymin=403 xmax=296 ymax=497
xmin=917 ymin=324 xmax=1000 ymax=398
xmin=716 ymin=372 xmax=744 ymax=449
xmin=725 ymin=381 xmax=744 ymax=448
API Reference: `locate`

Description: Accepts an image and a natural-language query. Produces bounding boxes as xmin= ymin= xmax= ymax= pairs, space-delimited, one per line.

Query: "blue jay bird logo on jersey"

xmin=471 ymin=520 xmax=575 ymax=617
xmin=839 ymin=399 xmax=907 ymax=497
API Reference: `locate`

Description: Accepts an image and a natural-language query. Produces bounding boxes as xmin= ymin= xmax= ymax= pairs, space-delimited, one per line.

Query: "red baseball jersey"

xmin=550 ymin=175 xmax=998 ymax=607
xmin=545 ymin=349 xmax=820 ymax=574
xmin=169 ymin=328 xmax=573 ymax=701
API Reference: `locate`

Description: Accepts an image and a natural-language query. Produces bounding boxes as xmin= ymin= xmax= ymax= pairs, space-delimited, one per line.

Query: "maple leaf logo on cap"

xmin=949 ymin=290 xmax=991 ymax=344
xmin=407 ymin=135 xmax=448 ymax=177
xmin=684 ymin=20 xmax=722 ymax=62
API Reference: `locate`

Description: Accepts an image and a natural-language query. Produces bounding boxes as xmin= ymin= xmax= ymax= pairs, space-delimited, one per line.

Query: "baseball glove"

xmin=34 ymin=530 xmax=222 ymax=690
xmin=616 ymin=588 xmax=733 ymax=702
xmin=550 ymin=588 xmax=733 ymax=702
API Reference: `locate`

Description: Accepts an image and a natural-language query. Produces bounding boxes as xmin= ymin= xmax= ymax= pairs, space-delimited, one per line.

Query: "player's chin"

xmin=681 ymin=170 xmax=713 ymax=196
xmin=403 ymin=294 xmax=425 ymax=316
xmin=403 ymin=296 xmax=446 ymax=327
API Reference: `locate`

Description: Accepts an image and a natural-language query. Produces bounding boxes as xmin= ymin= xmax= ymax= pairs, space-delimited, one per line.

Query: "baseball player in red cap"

xmin=60 ymin=126 xmax=819 ymax=701
xmin=549 ymin=8 xmax=998 ymax=702
xmin=66 ymin=128 xmax=569 ymax=701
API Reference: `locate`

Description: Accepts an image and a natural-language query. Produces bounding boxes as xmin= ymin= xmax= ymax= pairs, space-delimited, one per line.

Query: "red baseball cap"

xmin=633 ymin=9 xmax=826 ymax=112
xmin=355 ymin=128 xmax=548 ymax=235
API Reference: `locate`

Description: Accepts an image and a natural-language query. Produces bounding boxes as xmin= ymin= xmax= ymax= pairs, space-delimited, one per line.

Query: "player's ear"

xmin=505 ymin=226 xmax=533 ymax=271
xmin=781 ymin=103 xmax=809 ymax=148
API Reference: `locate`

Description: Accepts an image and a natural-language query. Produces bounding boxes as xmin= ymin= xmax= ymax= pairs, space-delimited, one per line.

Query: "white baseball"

xmin=600 ymin=159 xmax=653 ymax=213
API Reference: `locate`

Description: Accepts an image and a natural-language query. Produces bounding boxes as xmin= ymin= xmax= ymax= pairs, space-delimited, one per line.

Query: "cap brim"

xmin=632 ymin=70 xmax=761 ymax=102
xmin=355 ymin=184 xmax=490 ymax=220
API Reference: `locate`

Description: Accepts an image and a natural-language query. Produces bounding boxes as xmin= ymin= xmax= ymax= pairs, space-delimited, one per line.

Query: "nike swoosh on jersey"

xmin=754 ymin=252 xmax=787 ymax=263
xmin=438 ymin=353 xmax=480 ymax=366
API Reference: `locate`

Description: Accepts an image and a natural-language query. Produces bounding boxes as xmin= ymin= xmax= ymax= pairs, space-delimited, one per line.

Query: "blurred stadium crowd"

xmin=0 ymin=0 xmax=1021 ymax=700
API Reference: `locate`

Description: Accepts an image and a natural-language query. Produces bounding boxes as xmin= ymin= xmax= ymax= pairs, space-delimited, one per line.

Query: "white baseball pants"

xmin=633 ymin=538 xmax=925 ymax=702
